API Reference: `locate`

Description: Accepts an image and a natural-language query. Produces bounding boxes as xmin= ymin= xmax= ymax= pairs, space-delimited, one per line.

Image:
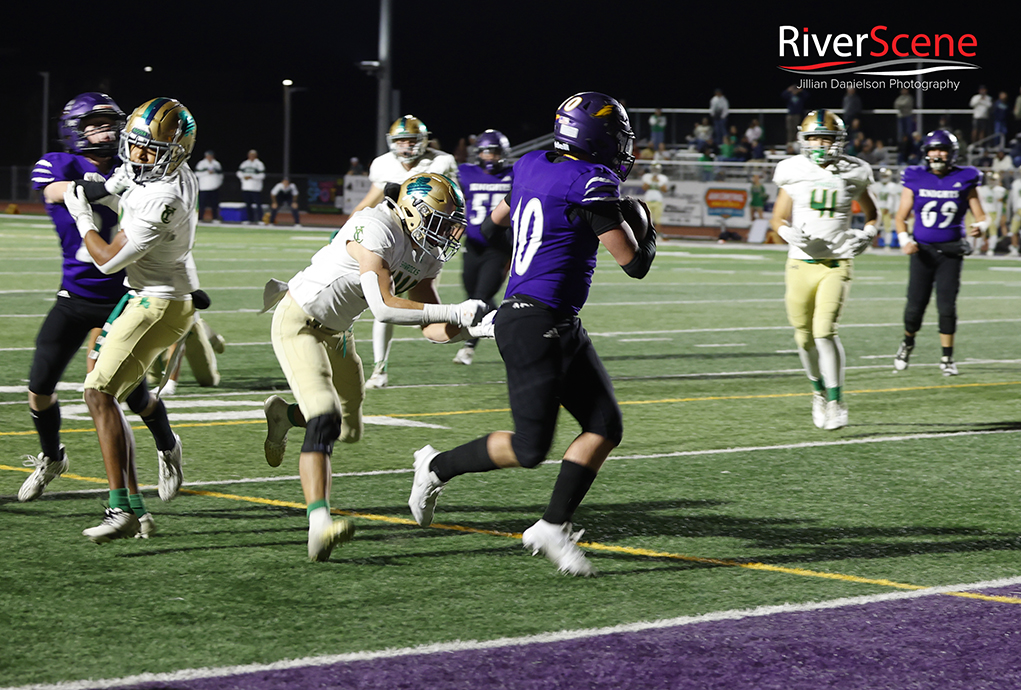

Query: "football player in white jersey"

xmin=974 ymin=172 xmax=1007 ymax=255
xmin=770 ymin=110 xmax=878 ymax=431
xmin=871 ymin=168 xmax=900 ymax=249
xmin=641 ymin=162 xmax=669 ymax=225
xmin=261 ymin=173 xmax=491 ymax=562
xmin=352 ymin=115 xmax=460 ymax=389
xmin=64 ymin=97 xmax=199 ymax=542
xmin=1009 ymin=175 xmax=1021 ymax=256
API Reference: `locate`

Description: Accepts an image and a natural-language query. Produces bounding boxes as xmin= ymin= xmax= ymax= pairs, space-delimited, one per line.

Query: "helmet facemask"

xmin=121 ymin=132 xmax=188 ymax=183
xmin=391 ymin=174 xmax=466 ymax=262
xmin=387 ymin=115 xmax=429 ymax=164
xmin=924 ymin=148 xmax=950 ymax=174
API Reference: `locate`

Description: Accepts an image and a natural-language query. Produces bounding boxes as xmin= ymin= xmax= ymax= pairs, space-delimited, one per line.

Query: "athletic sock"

xmin=128 ymin=493 xmax=148 ymax=518
xmin=809 ymin=378 xmax=824 ymax=394
xmin=827 ymin=385 xmax=842 ymax=403
xmin=431 ymin=436 xmax=497 ymax=482
xmin=307 ymin=501 xmax=331 ymax=530
xmin=141 ymin=400 xmax=176 ymax=452
xmin=109 ymin=488 xmax=131 ymax=512
xmin=542 ymin=461 xmax=597 ymax=525
xmin=904 ymin=335 xmax=916 ymax=348
xmin=942 ymin=347 xmax=953 ymax=359
xmin=286 ymin=404 xmax=301 ymax=427
xmin=30 ymin=403 xmax=61 ymax=461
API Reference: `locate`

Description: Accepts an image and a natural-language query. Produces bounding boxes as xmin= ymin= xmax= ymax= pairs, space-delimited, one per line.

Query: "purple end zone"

xmin=123 ymin=586 xmax=1021 ymax=690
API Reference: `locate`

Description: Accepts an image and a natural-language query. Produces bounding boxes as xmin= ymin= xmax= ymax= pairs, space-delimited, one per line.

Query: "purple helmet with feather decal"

xmin=921 ymin=129 xmax=959 ymax=173
xmin=474 ymin=129 xmax=511 ymax=174
xmin=553 ymin=92 xmax=635 ymax=180
xmin=58 ymin=92 xmax=125 ymax=156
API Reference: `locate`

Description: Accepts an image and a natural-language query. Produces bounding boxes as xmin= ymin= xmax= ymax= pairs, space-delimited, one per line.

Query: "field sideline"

xmin=2 ymin=216 xmax=1020 ymax=689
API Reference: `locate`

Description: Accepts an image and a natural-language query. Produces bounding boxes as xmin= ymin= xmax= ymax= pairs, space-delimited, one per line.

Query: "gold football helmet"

xmin=390 ymin=173 xmax=466 ymax=262
xmin=120 ymin=97 xmax=197 ymax=182
xmin=797 ymin=110 xmax=846 ymax=165
xmin=387 ymin=115 xmax=429 ymax=163
xmin=879 ymin=167 xmax=893 ymax=182
xmin=987 ymin=171 xmax=1002 ymax=185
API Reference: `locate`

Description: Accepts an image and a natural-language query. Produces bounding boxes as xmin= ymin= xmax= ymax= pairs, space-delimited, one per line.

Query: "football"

xmin=619 ymin=196 xmax=650 ymax=243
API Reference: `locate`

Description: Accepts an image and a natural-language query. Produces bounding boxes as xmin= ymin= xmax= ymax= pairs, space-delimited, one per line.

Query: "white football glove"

xmin=448 ymin=299 xmax=490 ymax=329
xmin=83 ymin=172 xmax=120 ymax=210
xmin=466 ymin=310 xmax=497 ymax=339
xmin=777 ymin=222 xmax=807 ymax=247
xmin=63 ymin=181 xmax=97 ymax=238
xmin=842 ymin=224 xmax=878 ymax=257
xmin=104 ymin=165 xmax=134 ymax=196
xmin=970 ymin=218 xmax=990 ymax=234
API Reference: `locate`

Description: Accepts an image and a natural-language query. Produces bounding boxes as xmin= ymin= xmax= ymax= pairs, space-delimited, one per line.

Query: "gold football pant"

xmin=784 ymin=258 xmax=852 ymax=349
xmin=271 ymin=293 xmax=363 ymax=444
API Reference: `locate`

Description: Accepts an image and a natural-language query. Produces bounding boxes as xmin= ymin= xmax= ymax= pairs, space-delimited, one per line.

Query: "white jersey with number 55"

xmin=773 ymin=153 xmax=873 ymax=260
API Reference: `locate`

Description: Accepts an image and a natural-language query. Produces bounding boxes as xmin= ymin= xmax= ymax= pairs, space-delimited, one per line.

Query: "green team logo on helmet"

xmin=405 ymin=176 xmax=434 ymax=197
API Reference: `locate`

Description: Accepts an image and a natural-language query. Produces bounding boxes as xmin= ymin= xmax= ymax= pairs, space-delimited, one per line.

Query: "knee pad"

xmin=301 ymin=413 xmax=342 ymax=455
xmin=794 ymin=329 xmax=813 ymax=350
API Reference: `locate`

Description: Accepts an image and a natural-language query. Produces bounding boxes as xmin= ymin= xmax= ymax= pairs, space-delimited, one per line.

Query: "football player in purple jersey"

xmin=19 ymin=94 xmax=175 ymax=538
xmin=451 ymin=129 xmax=514 ymax=365
xmin=408 ymin=92 xmax=657 ymax=576
xmin=892 ymin=130 xmax=987 ymax=376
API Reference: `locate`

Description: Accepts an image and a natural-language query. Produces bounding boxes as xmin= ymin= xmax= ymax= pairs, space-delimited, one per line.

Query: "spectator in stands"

xmin=195 ymin=150 xmax=223 ymax=222
xmin=698 ymin=144 xmax=714 ymax=182
xmin=842 ymin=88 xmax=863 ymax=127
xmin=710 ymin=88 xmax=729 ymax=150
xmin=745 ymin=118 xmax=762 ymax=147
xmin=689 ymin=117 xmax=712 ymax=151
xmin=638 ymin=139 xmax=656 ymax=160
xmin=269 ymin=177 xmax=301 ymax=226
xmin=653 ymin=142 xmax=671 ymax=161
xmin=1013 ymin=87 xmax=1021 ymax=136
xmin=872 ymin=139 xmax=890 ymax=167
xmin=845 ymin=118 xmax=863 ymax=151
xmin=782 ymin=85 xmax=809 ymax=145
xmin=749 ymin=173 xmax=767 ymax=220
xmin=991 ymin=149 xmax=1016 ymax=185
xmin=894 ymin=88 xmax=914 ymax=142
xmin=1011 ymin=137 xmax=1021 ymax=167
xmin=347 ymin=157 xmax=364 ymax=175
xmin=237 ymin=149 xmax=266 ymax=224
xmin=858 ymin=138 xmax=878 ymax=165
xmin=649 ymin=107 xmax=666 ymax=149
xmin=994 ymin=91 xmax=1011 ymax=139
xmin=970 ymin=86 xmax=992 ymax=144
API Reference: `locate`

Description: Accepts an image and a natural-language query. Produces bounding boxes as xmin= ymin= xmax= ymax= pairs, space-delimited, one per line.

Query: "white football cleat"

xmin=157 ymin=434 xmax=184 ymax=502
xmin=408 ymin=445 xmax=446 ymax=526
xmin=940 ymin=357 xmax=959 ymax=376
xmin=823 ymin=400 xmax=848 ymax=430
xmin=136 ymin=513 xmax=157 ymax=539
xmin=521 ymin=519 xmax=595 ymax=577
xmin=452 ymin=345 xmax=475 ymax=366
xmin=83 ymin=508 xmax=141 ymax=544
xmin=263 ymin=395 xmax=291 ymax=467
xmin=365 ymin=362 xmax=388 ymax=389
xmin=811 ymin=393 xmax=827 ymax=429
xmin=308 ymin=518 xmax=355 ymax=562
xmin=18 ymin=445 xmax=69 ymax=502
xmin=160 ymin=379 xmax=178 ymax=396
xmin=893 ymin=341 xmax=913 ymax=372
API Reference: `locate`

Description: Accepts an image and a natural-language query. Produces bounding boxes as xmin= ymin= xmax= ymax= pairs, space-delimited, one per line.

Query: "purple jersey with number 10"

xmin=902 ymin=164 xmax=982 ymax=244
xmin=31 ymin=152 xmax=125 ymax=301
xmin=458 ymin=162 xmax=513 ymax=246
xmin=504 ymin=151 xmax=620 ymax=315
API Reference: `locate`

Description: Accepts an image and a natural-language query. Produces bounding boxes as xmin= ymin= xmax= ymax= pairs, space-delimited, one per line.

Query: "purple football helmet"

xmin=475 ymin=129 xmax=511 ymax=173
xmin=58 ymin=92 xmax=125 ymax=156
xmin=553 ymin=92 xmax=635 ymax=180
xmin=921 ymin=129 xmax=958 ymax=173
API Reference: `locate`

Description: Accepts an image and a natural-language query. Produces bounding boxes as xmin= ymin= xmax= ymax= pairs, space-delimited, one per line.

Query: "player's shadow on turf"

xmin=843 ymin=420 xmax=1021 ymax=438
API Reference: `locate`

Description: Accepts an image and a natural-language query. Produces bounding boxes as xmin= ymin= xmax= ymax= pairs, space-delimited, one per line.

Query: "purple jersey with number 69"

xmin=504 ymin=151 xmax=620 ymax=315
xmin=902 ymin=164 xmax=982 ymax=244
xmin=31 ymin=152 xmax=125 ymax=300
xmin=458 ymin=162 xmax=513 ymax=246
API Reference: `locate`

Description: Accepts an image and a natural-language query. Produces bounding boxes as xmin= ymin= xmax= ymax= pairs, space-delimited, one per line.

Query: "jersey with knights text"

xmin=31 ymin=152 xmax=125 ymax=301
xmin=368 ymin=148 xmax=459 ymax=190
xmin=901 ymin=164 xmax=982 ymax=244
xmin=287 ymin=203 xmax=444 ymax=333
xmin=773 ymin=153 xmax=873 ymax=260
xmin=504 ymin=151 xmax=621 ymax=315
xmin=458 ymin=162 xmax=513 ymax=246
xmin=117 ymin=164 xmax=200 ymax=299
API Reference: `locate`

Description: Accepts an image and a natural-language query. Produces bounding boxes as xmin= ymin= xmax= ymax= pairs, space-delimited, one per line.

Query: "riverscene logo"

xmin=778 ymin=26 xmax=979 ymax=90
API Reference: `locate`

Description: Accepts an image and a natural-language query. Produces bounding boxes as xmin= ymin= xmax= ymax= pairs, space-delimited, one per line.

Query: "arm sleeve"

xmin=621 ymin=225 xmax=657 ymax=279
xmin=95 ymin=236 xmax=146 ymax=274
xmin=359 ymin=271 xmax=455 ymax=325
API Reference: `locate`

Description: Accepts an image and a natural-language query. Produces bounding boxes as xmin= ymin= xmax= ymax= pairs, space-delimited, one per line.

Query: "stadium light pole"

xmin=283 ymin=80 xmax=293 ymax=180
xmin=376 ymin=0 xmax=391 ymax=156
xmin=39 ymin=71 xmax=49 ymax=156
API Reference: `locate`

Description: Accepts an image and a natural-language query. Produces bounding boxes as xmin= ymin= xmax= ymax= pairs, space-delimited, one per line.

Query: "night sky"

xmin=1 ymin=5 xmax=1012 ymax=175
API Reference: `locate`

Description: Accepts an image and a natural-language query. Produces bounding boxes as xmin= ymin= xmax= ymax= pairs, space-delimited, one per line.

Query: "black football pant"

xmin=903 ymin=243 xmax=964 ymax=336
xmin=496 ymin=296 xmax=623 ymax=469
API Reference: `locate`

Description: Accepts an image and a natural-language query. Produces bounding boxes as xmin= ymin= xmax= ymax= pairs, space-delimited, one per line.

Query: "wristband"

xmin=898 ymin=231 xmax=912 ymax=247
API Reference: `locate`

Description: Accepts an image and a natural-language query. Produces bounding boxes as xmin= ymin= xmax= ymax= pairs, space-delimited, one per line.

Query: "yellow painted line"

xmin=5 ymin=380 xmax=1020 ymax=435
xmin=7 ymin=465 xmax=1018 ymax=605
